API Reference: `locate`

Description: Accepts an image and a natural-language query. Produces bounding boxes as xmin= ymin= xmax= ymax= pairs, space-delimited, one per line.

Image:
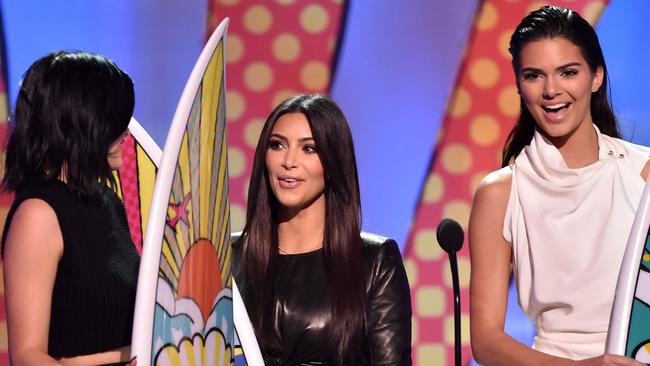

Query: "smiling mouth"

xmin=542 ymin=102 xmax=570 ymax=113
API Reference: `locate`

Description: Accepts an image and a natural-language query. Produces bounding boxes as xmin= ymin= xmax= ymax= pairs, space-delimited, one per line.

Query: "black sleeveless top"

xmin=1 ymin=180 xmax=140 ymax=358
xmin=233 ymin=233 xmax=412 ymax=365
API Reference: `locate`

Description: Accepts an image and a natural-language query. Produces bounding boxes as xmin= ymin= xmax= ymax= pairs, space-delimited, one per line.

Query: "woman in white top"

xmin=469 ymin=6 xmax=649 ymax=366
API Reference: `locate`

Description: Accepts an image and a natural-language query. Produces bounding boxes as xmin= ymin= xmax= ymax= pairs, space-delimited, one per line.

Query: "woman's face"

xmin=107 ymin=129 xmax=129 ymax=170
xmin=265 ymin=112 xmax=325 ymax=215
xmin=517 ymin=37 xmax=603 ymax=142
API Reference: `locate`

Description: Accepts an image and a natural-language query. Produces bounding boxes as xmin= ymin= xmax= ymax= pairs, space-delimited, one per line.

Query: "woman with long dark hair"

xmin=2 ymin=51 xmax=139 ymax=365
xmin=233 ymin=94 xmax=411 ymax=365
xmin=469 ymin=6 xmax=648 ymax=366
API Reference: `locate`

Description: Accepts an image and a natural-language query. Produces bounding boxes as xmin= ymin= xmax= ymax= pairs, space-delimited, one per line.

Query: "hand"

xmin=575 ymin=354 xmax=646 ymax=366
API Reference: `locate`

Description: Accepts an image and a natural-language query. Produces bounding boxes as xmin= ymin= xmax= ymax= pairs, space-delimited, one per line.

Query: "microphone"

xmin=437 ymin=218 xmax=464 ymax=253
xmin=437 ymin=218 xmax=464 ymax=366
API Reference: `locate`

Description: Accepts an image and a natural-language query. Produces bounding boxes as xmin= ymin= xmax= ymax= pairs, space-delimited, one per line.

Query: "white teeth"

xmin=545 ymin=103 xmax=568 ymax=109
xmin=283 ymin=178 xmax=296 ymax=182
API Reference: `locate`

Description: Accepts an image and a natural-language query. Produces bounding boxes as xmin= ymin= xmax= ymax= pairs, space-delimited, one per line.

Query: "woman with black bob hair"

xmin=2 ymin=51 xmax=139 ymax=365
xmin=233 ymin=94 xmax=412 ymax=365
xmin=470 ymin=6 xmax=648 ymax=366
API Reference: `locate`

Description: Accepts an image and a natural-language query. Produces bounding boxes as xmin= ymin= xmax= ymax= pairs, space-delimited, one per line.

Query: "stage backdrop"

xmin=207 ymin=0 xmax=346 ymax=235
xmin=0 ymin=1 xmax=649 ymax=365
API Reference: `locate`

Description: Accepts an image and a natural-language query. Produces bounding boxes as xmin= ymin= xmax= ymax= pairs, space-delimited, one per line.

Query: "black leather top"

xmin=232 ymin=232 xmax=412 ymax=365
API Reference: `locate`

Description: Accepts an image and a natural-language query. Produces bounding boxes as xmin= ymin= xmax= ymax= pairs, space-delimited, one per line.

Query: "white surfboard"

xmin=608 ymin=177 xmax=650 ymax=362
xmin=130 ymin=18 xmax=237 ymax=365
xmin=233 ymin=280 xmax=264 ymax=365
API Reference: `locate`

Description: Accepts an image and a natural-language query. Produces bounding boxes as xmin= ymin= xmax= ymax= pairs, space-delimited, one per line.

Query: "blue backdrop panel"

xmin=330 ymin=0 xmax=479 ymax=246
xmin=0 ymin=0 xmax=205 ymax=145
xmin=597 ymin=0 xmax=650 ymax=145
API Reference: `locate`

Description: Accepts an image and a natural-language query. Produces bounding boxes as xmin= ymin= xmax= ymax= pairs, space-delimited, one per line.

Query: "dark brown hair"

xmin=502 ymin=6 xmax=619 ymax=167
xmin=240 ymin=94 xmax=366 ymax=360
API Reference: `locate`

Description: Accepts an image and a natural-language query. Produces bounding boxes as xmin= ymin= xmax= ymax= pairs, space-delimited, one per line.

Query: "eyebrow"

xmin=269 ymin=133 xmax=315 ymax=142
xmin=520 ymin=62 xmax=583 ymax=74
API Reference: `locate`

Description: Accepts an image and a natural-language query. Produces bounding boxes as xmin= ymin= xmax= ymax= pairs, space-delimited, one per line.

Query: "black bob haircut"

xmin=2 ymin=50 xmax=134 ymax=197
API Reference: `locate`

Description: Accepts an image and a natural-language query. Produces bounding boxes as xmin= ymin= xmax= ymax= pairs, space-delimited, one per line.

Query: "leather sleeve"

xmin=366 ymin=239 xmax=412 ymax=365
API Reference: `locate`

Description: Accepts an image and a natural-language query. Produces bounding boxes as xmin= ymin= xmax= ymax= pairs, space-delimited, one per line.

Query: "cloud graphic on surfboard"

xmin=153 ymin=327 xmax=233 ymax=366
xmin=153 ymin=277 xmax=234 ymax=354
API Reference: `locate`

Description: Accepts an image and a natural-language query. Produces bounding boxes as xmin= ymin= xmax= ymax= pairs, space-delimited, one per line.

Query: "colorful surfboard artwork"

xmin=130 ymin=18 xmax=236 ymax=365
xmin=114 ymin=118 xmax=162 ymax=255
xmin=608 ymin=178 xmax=650 ymax=363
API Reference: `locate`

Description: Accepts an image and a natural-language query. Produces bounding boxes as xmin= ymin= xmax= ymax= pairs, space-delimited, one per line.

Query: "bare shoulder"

xmin=469 ymin=166 xmax=513 ymax=247
xmin=11 ymin=199 xmax=58 ymax=225
xmin=5 ymin=198 xmax=62 ymax=258
xmin=474 ymin=166 xmax=513 ymax=206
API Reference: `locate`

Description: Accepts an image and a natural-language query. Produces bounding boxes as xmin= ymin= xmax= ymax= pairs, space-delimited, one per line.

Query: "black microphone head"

xmin=436 ymin=218 xmax=464 ymax=253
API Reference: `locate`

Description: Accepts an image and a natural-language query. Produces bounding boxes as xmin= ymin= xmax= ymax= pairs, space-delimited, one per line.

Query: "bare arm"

xmin=469 ymin=169 xmax=642 ymax=366
xmin=4 ymin=199 xmax=63 ymax=366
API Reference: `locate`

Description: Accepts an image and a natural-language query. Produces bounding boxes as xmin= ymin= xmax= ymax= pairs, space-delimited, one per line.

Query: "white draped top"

xmin=503 ymin=124 xmax=650 ymax=360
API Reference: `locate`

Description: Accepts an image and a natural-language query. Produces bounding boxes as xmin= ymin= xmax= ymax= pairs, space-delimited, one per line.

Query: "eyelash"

xmin=268 ymin=140 xmax=317 ymax=153
xmin=560 ymin=69 xmax=578 ymax=77
xmin=522 ymin=69 xmax=578 ymax=80
xmin=268 ymin=140 xmax=284 ymax=150
xmin=522 ymin=72 xmax=541 ymax=80
xmin=303 ymin=145 xmax=317 ymax=154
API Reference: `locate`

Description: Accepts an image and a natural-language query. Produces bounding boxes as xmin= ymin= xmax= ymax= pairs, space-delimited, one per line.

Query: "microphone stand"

xmin=448 ymin=250 xmax=461 ymax=366
xmin=436 ymin=218 xmax=464 ymax=366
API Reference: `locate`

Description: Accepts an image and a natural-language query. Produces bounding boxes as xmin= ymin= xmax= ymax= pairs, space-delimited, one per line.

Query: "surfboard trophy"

xmin=128 ymin=18 xmax=239 ymax=365
xmin=608 ymin=176 xmax=650 ymax=363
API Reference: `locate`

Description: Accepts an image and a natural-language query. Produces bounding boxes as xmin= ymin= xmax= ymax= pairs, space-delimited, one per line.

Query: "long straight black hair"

xmin=501 ymin=6 xmax=620 ymax=167
xmin=3 ymin=50 xmax=134 ymax=196
xmin=240 ymin=94 xmax=366 ymax=360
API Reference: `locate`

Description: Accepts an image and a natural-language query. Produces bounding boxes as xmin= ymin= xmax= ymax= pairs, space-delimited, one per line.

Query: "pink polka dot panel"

xmin=207 ymin=0 xmax=345 ymax=216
